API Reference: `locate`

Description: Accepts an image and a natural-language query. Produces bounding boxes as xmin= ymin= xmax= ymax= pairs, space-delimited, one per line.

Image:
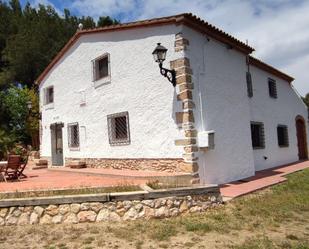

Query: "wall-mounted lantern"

xmin=26 ymin=100 xmax=32 ymax=111
xmin=26 ymin=100 xmax=41 ymax=120
xmin=152 ymin=43 xmax=176 ymax=87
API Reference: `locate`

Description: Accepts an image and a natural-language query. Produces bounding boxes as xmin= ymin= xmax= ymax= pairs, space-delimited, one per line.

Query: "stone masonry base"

xmin=65 ymin=158 xmax=192 ymax=173
xmin=0 ymin=194 xmax=222 ymax=226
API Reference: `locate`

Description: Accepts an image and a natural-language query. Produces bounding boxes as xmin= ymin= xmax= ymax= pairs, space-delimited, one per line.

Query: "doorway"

xmin=295 ymin=116 xmax=308 ymax=160
xmin=50 ymin=123 xmax=64 ymax=166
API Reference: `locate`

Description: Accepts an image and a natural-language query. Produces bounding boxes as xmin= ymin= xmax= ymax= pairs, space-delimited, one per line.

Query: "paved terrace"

xmin=0 ymin=167 xmax=188 ymax=192
xmin=220 ymin=160 xmax=309 ymax=199
xmin=0 ymin=160 xmax=307 ymax=194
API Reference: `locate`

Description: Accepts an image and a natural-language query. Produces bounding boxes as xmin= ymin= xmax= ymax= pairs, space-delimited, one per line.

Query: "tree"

xmin=97 ymin=16 xmax=119 ymax=27
xmin=1 ymin=85 xmax=39 ymax=147
xmin=0 ymin=2 xmax=120 ymax=89
xmin=303 ymin=93 xmax=309 ymax=107
xmin=0 ymin=0 xmax=120 ymax=149
xmin=0 ymin=128 xmax=16 ymax=159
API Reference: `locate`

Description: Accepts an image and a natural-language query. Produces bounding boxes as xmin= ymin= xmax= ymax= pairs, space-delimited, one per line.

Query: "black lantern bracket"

xmin=152 ymin=43 xmax=176 ymax=87
xmin=159 ymin=62 xmax=176 ymax=87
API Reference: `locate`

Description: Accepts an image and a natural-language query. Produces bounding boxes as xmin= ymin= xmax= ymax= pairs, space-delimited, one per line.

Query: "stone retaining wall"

xmin=0 ymin=193 xmax=222 ymax=226
xmin=65 ymin=158 xmax=189 ymax=173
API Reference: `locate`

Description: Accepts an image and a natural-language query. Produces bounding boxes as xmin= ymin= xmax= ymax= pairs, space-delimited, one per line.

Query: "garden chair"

xmin=5 ymin=155 xmax=21 ymax=180
xmin=0 ymin=162 xmax=7 ymax=182
xmin=17 ymin=153 xmax=29 ymax=178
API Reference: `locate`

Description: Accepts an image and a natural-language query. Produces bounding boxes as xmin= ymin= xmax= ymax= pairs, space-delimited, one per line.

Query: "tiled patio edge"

xmin=0 ymin=185 xmax=221 ymax=226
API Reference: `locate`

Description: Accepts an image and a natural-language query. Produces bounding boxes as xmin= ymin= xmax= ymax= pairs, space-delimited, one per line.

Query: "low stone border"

xmin=48 ymin=167 xmax=194 ymax=185
xmin=0 ymin=185 xmax=222 ymax=226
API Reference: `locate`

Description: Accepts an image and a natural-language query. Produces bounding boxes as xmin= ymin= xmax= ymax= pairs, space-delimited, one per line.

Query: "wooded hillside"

xmin=0 ymin=0 xmax=118 ymax=156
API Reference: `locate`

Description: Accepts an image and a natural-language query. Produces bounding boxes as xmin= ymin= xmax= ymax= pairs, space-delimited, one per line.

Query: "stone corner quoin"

xmin=171 ymin=32 xmax=199 ymax=184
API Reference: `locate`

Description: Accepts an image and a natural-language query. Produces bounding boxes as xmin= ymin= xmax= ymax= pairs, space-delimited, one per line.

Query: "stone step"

xmin=27 ymin=161 xmax=48 ymax=170
xmin=68 ymin=161 xmax=86 ymax=169
xmin=31 ymin=165 xmax=48 ymax=170
xmin=34 ymin=159 xmax=48 ymax=166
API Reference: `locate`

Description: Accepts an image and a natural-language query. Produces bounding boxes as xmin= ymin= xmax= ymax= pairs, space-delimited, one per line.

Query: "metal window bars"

xmin=107 ymin=112 xmax=130 ymax=145
xmin=68 ymin=123 xmax=80 ymax=148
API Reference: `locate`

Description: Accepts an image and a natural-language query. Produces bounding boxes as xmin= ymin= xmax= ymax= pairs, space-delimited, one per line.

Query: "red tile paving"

xmin=0 ymin=165 xmax=189 ymax=193
xmin=49 ymin=166 xmax=189 ymax=178
xmin=220 ymin=160 xmax=309 ymax=198
xmin=0 ymin=168 xmax=147 ymax=193
xmin=1 ymin=160 xmax=307 ymax=196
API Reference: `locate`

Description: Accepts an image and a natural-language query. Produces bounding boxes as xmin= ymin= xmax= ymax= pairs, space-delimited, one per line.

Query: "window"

xmin=44 ymin=86 xmax=54 ymax=104
xmin=268 ymin=78 xmax=277 ymax=98
xmin=92 ymin=53 xmax=110 ymax=81
xmin=68 ymin=123 xmax=80 ymax=149
xmin=277 ymin=125 xmax=289 ymax=147
xmin=250 ymin=122 xmax=265 ymax=149
xmin=246 ymin=72 xmax=253 ymax=97
xmin=107 ymin=112 xmax=130 ymax=145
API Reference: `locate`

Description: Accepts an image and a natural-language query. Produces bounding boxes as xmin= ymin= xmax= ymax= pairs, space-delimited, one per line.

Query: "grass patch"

xmin=0 ymin=184 xmax=141 ymax=199
xmin=146 ymin=180 xmax=189 ymax=190
xmin=231 ymin=235 xmax=309 ymax=249
xmin=0 ymin=168 xmax=308 ymax=249
xmin=184 ymin=221 xmax=212 ymax=233
xmin=231 ymin=236 xmax=275 ymax=249
xmin=135 ymin=240 xmax=143 ymax=249
xmin=148 ymin=223 xmax=177 ymax=241
xmin=83 ymin=237 xmax=95 ymax=245
xmin=286 ymin=234 xmax=300 ymax=240
xmin=231 ymin=168 xmax=309 ymax=226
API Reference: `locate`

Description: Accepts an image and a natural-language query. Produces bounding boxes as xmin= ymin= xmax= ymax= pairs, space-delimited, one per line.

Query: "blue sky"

xmin=15 ymin=0 xmax=309 ymax=95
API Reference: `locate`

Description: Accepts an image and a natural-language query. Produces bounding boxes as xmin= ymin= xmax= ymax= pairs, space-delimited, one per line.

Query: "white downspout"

xmin=196 ymin=37 xmax=209 ymax=183
xmin=197 ymin=37 xmax=208 ymax=131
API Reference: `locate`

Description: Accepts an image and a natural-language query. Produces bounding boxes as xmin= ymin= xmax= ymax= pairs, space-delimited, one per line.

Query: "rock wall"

xmin=0 ymin=195 xmax=221 ymax=226
xmin=65 ymin=157 xmax=189 ymax=173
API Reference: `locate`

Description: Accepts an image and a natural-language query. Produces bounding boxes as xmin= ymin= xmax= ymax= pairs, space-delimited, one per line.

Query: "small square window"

xmin=44 ymin=86 xmax=54 ymax=105
xmin=107 ymin=112 xmax=130 ymax=145
xmin=268 ymin=78 xmax=277 ymax=98
xmin=277 ymin=125 xmax=289 ymax=147
xmin=93 ymin=53 xmax=110 ymax=81
xmin=68 ymin=123 xmax=80 ymax=149
xmin=246 ymin=72 xmax=253 ymax=97
xmin=251 ymin=122 xmax=265 ymax=149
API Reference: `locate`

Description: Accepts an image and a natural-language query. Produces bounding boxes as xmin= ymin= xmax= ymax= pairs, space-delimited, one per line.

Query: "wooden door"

xmin=296 ymin=117 xmax=308 ymax=160
xmin=51 ymin=123 xmax=64 ymax=166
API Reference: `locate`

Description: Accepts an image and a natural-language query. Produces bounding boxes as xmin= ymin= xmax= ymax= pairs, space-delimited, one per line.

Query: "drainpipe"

xmin=196 ymin=37 xmax=209 ymax=184
xmin=197 ymin=36 xmax=208 ymax=131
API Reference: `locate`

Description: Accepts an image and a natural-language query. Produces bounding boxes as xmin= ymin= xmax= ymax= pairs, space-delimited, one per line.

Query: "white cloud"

xmin=69 ymin=0 xmax=136 ymax=20
xmin=30 ymin=0 xmax=63 ymax=15
xmin=66 ymin=0 xmax=309 ymax=95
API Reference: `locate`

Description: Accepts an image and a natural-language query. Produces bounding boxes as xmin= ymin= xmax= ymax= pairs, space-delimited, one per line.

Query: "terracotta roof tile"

xmin=36 ymin=13 xmax=292 ymax=84
xmin=249 ymin=56 xmax=294 ymax=82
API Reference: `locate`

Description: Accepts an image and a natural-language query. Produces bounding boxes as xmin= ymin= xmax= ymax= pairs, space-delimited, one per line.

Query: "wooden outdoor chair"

xmin=0 ymin=162 xmax=7 ymax=182
xmin=17 ymin=153 xmax=29 ymax=179
xmin=5 ymin=155 xmax=21 ymax=180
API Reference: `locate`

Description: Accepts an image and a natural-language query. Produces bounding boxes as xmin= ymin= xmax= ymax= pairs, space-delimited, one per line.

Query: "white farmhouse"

xmin=37 ymin=13 xmax=309 ymax=184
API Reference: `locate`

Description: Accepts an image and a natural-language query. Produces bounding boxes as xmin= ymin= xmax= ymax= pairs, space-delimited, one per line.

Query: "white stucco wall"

xmin=39 ymin=25 xmax=185 ymax=160
xmin=183 ymin=27 xmax=255 ymax=184
xmin=249 ymin=66 xmax=309 ymax=171
xmin=40 ymin=22 xmax=308 ymax=184
xmin=183 ymin=26 xmax=308 ymax=184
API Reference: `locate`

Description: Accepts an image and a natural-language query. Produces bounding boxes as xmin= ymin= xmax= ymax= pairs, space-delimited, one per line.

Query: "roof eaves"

xmin=249 ymin=56 xmax=294 ymax=83
xmin=36 ymin=13 xmax=254 ymax=84
xmin=179 ymin=13 xmax=254 ymax=54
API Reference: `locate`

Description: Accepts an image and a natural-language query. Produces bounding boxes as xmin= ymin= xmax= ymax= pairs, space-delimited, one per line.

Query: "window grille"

xmin=92 ymin=53 xmax=110 ymax=81
xmin=44 ymin=86 xmax=54 ymax=104
xmin=268 ymin=78 xmax=277 ymax=98
xmin=246 ymin=72 xmax=253 ymax=97
xmin=107 ymin=112 xmax=130 ymax=145
xmin=68 ymin=123 xmax=80 ymax=148
xmin=250 ymin=122 xmax=265 ymax=149
xmin=277 ymin=125 xmax=289 ymax=147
